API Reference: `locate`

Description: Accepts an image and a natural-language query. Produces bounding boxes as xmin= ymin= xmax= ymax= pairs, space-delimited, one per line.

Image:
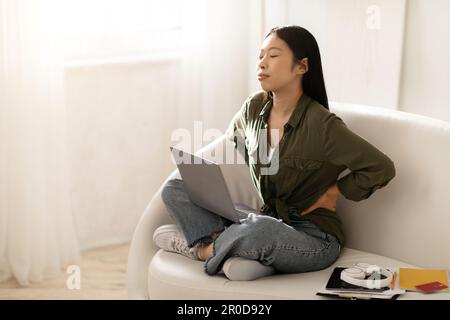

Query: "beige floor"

xmin=0 ymin=243 xmax=129 ymax=300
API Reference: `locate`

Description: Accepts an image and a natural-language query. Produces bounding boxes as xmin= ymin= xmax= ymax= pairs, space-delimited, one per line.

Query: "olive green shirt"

xmin=226 ymin=91 xmax=396 ymax=246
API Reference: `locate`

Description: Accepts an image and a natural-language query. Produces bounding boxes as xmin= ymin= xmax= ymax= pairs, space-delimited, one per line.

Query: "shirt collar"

xmin=259 ymin=93 xmax=312 ymax=129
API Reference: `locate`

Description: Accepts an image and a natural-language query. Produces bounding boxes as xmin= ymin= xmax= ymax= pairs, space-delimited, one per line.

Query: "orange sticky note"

xmin=399 ymin=268 xmax=449 ymax=291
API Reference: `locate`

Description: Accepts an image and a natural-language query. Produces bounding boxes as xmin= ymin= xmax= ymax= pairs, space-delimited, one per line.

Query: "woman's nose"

xmin=257 ymin=59 xmax=266 ymax=71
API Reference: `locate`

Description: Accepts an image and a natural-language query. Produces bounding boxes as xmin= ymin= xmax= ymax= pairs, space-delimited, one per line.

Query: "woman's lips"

xmin=258 ymin=75 xmax=269 ymax=81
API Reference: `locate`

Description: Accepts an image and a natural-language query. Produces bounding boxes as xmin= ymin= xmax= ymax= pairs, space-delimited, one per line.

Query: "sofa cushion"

xmin=148 ymin=248 xmax=450 ymax=300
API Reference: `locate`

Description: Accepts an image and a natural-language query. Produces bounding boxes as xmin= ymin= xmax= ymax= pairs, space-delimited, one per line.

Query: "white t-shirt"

xmin=268 ymin=144 xmax=277 ymax=161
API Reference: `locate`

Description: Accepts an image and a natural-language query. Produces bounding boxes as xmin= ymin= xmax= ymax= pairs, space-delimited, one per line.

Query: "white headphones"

xmin=340 ymin=263 xmax=393 ymax=289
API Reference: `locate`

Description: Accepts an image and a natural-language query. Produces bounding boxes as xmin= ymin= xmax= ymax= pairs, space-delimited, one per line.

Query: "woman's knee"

xmin=242 ymin=213 xmax=285 ymax=232
xmin=237 ymin=213 xmax=287 ymax=243
xmin=160 ymin=178 xmax=183 ymax=205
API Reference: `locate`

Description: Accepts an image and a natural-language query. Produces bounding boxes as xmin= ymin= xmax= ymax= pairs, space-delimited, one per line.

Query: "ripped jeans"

xmin=160 ymin=178 xmax=341 ymax=275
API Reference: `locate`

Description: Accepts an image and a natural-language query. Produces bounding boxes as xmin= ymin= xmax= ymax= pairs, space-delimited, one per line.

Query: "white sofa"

xmin=127 ymin=102 xmax=450 ymax=299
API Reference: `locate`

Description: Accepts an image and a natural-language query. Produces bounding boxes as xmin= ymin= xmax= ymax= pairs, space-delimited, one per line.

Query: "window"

xmin=62 ymin=0 xmax=183 ymax=62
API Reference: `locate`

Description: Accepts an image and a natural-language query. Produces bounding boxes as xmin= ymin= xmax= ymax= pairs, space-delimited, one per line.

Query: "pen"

xmin=391 ymin=271 xmax=397 ymax=290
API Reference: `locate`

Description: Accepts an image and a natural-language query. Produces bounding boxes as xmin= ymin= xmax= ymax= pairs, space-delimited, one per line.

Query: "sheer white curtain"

xmin=0 ymin=0 xmax=256 ymax=285
xmin=0 ymin=0 xmax=79 ymax=285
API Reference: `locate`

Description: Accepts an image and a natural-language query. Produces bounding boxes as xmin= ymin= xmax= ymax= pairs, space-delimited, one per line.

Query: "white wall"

xmin=64 ymin=60 xmax=181 ymax=250
xmin=398 ymin=0 xmax=450 ymax=121
xmin=63 ymin=1 xmax=254 ymax=250
xmin=199 ymin=0 xmax=251 ymax=133
xmin=271 ymin=0 xmax=450 ymax=122
xmin=285 ymin=0 xmax=406 ymax=109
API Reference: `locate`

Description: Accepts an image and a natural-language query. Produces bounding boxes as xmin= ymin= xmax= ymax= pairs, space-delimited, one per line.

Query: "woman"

xmin=153 ymin=25 xmax=396 ymax=281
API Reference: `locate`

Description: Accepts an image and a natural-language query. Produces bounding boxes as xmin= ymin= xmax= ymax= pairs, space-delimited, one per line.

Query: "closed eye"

xmin=259 ymin=55 xmax=278 ymax=59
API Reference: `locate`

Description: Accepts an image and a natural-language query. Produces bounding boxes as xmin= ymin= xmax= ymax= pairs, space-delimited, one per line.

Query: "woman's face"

xmin=256 ymin=34 xmax=305 ymax=93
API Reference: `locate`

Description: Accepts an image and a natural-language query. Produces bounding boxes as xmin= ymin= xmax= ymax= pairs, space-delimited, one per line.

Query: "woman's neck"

xmin=272 ymin=86 xmax=304 ymax=116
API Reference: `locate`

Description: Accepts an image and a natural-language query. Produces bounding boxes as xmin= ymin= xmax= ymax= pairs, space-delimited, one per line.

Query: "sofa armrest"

xmin=127 ymin=171 xmax=179 ymax=299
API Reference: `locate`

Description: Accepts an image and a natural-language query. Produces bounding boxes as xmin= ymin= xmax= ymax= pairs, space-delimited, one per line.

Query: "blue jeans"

xmin=161 ymin=178 xmax=341 ymax=275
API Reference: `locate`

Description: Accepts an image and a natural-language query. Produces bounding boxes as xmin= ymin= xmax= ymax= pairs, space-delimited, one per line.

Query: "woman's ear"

xmin=300 ymin=57 xmax=309 ymax=74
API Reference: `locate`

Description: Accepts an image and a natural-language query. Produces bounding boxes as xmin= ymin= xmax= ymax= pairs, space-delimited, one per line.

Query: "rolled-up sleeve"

xmin=322 ymin=113 xmax=396 ymax=201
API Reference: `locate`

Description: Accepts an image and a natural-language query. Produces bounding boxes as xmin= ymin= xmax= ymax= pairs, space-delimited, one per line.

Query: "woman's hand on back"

xmin=300 ymin=183 xmax=340 ymax=216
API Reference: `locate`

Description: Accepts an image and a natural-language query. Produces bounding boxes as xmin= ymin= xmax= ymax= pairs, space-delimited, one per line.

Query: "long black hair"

xmin=265 ymin=25 xmax=329 ymax=110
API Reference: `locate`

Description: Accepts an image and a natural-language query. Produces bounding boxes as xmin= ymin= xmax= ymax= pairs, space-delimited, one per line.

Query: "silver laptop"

xmin=170 ymin=146 xmax=256 ymax=223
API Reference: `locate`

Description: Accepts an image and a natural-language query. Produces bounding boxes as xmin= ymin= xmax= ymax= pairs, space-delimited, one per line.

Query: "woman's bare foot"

xmin=197 ymin=230 xmax=223 ymax=260
xmin=197 ymin=243 xmax=214 ymax=261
